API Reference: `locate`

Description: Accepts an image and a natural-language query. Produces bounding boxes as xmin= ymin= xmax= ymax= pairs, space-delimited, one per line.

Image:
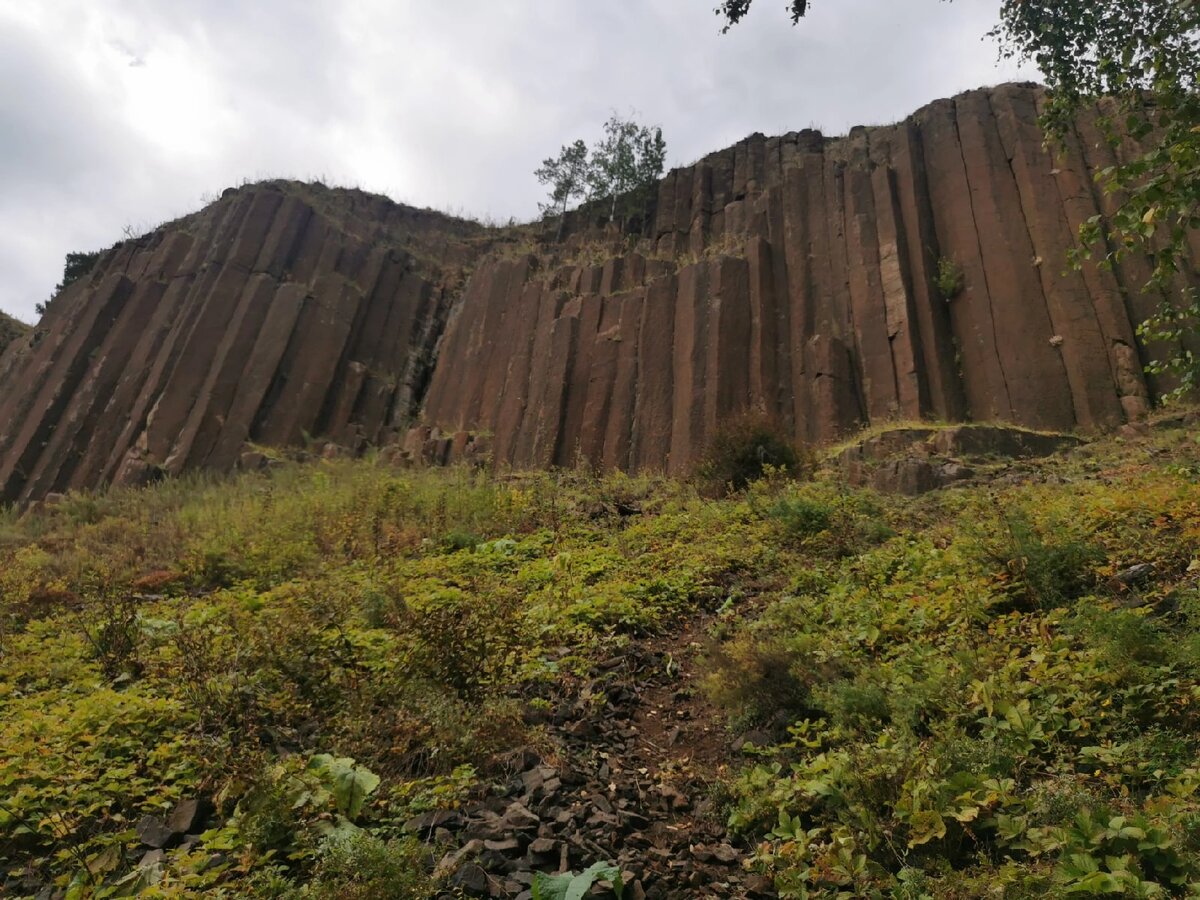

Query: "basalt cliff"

xmin=1 ymin=83 xmax=1197 ymax=503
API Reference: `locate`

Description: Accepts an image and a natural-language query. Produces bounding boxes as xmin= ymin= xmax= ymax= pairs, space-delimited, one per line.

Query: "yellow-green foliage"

xmin=0 ymin=311 xmax=29 ymax=353
xmin=715 ymin=433 xmax=1200 ymax=897
xmin=2 ymin=427 xmax=1199 ymax=897
xmin=0 ymin=460 xmax=770 ymax=896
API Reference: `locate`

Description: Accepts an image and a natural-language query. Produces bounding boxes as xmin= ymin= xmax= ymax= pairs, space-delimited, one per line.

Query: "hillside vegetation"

xmin=0 ymin=311 xmax=30 ymax=354
xmin=1 ymin=421 xmax=1199 ymax=897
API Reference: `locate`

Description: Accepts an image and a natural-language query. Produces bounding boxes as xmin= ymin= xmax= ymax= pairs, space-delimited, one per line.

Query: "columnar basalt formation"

xmin=0 ymin=182 xmax=485 ymax=503
xmin=421 ymin=83 xmax=1195 ymax=472
xmin=0 ymin=84 xmax=1196 ymax=501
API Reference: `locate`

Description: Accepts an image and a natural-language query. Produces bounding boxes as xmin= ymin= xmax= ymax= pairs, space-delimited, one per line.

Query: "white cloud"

xmin=0 ymin=0 xmax=1036 ymax=321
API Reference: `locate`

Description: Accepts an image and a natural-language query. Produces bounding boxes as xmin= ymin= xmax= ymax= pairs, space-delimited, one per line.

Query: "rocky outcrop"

xmin=1 ymin=84 xmax=1195 ymax=502
xmin=0 ymin=181 xmax=485 ymax=504
xmin=836 ymin=424 xmax=1082 ymax=495
xmin=420 ymin=83 xmax=1193 ymax=472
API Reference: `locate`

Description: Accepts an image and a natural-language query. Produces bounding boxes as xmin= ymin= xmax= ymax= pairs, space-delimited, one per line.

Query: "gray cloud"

xmin=0 ymin=0 xmax=1035 ymax=321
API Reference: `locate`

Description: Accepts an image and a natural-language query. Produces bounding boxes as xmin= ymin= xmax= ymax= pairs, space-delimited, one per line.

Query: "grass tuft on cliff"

xmin=0 ymin=311 xmax=30 ymax=354
xmin=1 ymin=422 xmax=1199 ymax=896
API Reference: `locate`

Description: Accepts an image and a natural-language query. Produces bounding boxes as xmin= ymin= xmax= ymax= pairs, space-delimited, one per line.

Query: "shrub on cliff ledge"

xmin=935 ymin=257 xmax=964 ymax=300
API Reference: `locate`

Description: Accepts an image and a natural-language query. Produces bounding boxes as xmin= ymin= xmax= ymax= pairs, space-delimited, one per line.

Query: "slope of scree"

xmin=3 ymin=83 xmax=1198 ymax=503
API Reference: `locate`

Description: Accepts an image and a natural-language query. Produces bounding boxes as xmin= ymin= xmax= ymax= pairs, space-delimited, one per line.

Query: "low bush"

xmin=976 ymin=510 xmax=1105 ymax=610
xmin=704 ymin=634 xmax=839 ymax=731
xmin=763 ymin=495 xmax=833 ymax=540
xmin=300 ymin=831 xmax=436 ymax=899
xmin=695 ymin=412 xmax=804 ymax=493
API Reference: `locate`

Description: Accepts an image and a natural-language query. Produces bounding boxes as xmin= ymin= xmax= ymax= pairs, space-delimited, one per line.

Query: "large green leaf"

xmin=307 ymin=754 xmax=381 ymax=820
xmin=532 ymin=862 xmax=624 ymax=900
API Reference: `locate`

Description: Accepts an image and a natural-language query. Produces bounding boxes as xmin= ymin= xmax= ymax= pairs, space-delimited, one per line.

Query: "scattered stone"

xmin=136 ymin=815 xmax=174 ymax=849
xmin=1112 ymin=563 xmax=1155 ymax=588
xmin=710 ymin=844 xmax=740 ymax=864
xmin=238 ymin=451 xmax=267 ymax=471
xmin=451 ymin=863 xmax=490 ymax=895
xmin=402 ymin=617 xmax=761 ymax=898
xmin=500 ymin=803 xmax=540 ymax=832
xmin=839 ymin=425 xmax=1083 ymax=495
xmin=435 ymin=839 xmax=485 ymax=880
xmin=166 ymin=798 xmax=212 ymax=836
xmin=484 ymin=838 xmax=521 ymax=853
xmin=931 ymin=425 xmax=1082 ymax=459
xmin=405 ymin=808 xmax=464 ymax=833
xmin=657 ymin=785 xmax=690 ymax=811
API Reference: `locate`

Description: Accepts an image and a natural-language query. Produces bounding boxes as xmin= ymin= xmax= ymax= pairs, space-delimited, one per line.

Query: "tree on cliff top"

xmin=717 ymin=0 xmax=1200 ymax=399
xmin=535 ymin=139 xmax=591 ymax=240
xmin=535 ymin=116 xmax=666 ymax=237
xmin=587 ymin=115 xmax=667 ymax=226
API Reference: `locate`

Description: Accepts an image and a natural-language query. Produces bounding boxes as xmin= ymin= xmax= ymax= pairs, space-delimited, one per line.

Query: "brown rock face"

xmin=1 ymin=84 xmax=1194 ymax=501
xmin=0 ymin=181 xmax=483 ymax=504
xmin=421 ymin=84 xmax=1191 ymax=471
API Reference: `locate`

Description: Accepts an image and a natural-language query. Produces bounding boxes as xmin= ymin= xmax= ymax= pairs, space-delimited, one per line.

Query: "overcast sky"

xmin=0 ymin=1 xmax=1037 ymax=322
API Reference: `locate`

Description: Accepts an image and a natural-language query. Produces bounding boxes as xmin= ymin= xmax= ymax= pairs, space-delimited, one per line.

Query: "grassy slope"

xmin=0 ymin=424 xmax=1198 ymax=897
xmin=0 ymin=311 xmax=30 ymax=354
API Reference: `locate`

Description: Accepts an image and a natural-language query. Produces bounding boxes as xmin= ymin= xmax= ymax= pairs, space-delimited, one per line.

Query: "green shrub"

xmin=301 ymin=831 xmax=436 ymax=899
xmin=238 ymin=768 xmax=304 ymax=854
xmin=404 ymin=587 xmax=523 ymax=700
xmin=1076 ymin=605 xmax=1168 ymax=670
xmin=704 ymin=634 xmax=835 ymax=730
xmin=936 ymin=257 xmax=964 ymax=299
xmin=759 ymin=485 xmax=892 ymax=557
xmin=441 ymin=530 xmax=481 ymax=553
xmin=764 ymin=496 xmax=833 ymax=541
xmin=820 ymin=678 xmax=892 ymax=733
xmin=80 ymin=590 xmax=143 ymax=682
xmin=979 ymin=511 xmax=1104 ymax=610
xmin=695 ymin=412 xmax=803 ymax=493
